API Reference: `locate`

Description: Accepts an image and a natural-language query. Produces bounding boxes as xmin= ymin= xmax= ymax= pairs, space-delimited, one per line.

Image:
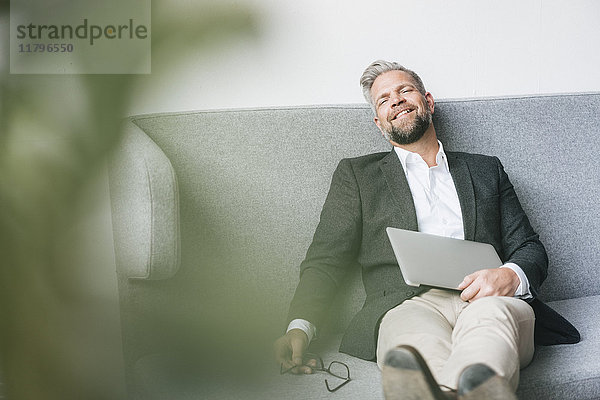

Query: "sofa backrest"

xmin=109 ymin=93 xmax=600 ymax=380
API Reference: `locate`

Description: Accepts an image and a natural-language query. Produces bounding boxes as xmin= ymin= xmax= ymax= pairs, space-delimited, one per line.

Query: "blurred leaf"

xmin=0 ymin=2 xmax=259 ymax=399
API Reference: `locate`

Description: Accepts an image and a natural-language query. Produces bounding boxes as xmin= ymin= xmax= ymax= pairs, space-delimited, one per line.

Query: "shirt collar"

xmin=393 ymin=140 xmax=450 ymax=173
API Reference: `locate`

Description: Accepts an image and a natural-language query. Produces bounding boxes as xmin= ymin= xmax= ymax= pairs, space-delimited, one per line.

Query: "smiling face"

xmin=371 ymin=70 xmax=435 ymax=145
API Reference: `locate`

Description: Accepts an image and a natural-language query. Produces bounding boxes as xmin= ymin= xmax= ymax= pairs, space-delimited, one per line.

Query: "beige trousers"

xmin=376 ymin=289 xmax=535 ymax=391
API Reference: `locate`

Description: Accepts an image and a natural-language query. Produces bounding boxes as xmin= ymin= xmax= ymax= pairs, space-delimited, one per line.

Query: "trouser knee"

xmin=455 ymin=296 xmax=534 ymax=333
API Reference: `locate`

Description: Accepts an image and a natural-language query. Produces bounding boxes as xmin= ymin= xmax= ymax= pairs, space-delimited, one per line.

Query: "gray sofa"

xmin=109 ymin=93 xmax=600 ymax=400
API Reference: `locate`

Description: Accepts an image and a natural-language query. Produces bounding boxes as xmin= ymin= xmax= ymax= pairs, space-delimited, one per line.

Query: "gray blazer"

xmin=288 ymin=149 xmax=576 ymax=361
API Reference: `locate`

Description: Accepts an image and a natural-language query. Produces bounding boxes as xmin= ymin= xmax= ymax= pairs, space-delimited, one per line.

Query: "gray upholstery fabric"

xmin=109 ymin=123 xmax=180 ymax=280
xmin=432 ymin=95 xmax=600 ymax=302
xmin=109 ymin=93 xmax=600 ymax=399
xmin=132 ymin=296 xmax=600 ymax=400
xmin=518 ymin=296 xmax=600 ymax=399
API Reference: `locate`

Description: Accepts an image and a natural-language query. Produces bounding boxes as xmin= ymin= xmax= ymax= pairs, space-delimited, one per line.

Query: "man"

xmin=274 ymin=60 xmax=579 ymax=399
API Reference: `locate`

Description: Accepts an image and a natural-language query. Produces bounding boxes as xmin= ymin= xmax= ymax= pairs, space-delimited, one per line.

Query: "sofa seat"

xmin=517 ymin=295 xmax=600 ymax=399
xmin=132 ymin=295 xmax=600 ymax=400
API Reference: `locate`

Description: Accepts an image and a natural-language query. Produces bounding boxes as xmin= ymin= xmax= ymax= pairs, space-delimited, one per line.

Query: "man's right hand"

xmin=273 ymin=329 xmax=316 ymax=374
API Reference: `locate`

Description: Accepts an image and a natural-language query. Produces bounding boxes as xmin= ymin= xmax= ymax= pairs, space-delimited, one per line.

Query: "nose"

xmin=390 ymin=93 xmax=405 ymax=108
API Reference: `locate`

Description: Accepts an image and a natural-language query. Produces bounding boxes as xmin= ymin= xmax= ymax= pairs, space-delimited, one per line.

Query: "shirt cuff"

xmin=500 ymin=262 xmax=533 ymax=299
xmin=286 ymin=319 xmax=317 ymax=343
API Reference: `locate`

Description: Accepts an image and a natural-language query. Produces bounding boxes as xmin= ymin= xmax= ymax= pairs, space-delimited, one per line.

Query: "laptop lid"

xmin=386 ymin=227 xmax=502 ymax=290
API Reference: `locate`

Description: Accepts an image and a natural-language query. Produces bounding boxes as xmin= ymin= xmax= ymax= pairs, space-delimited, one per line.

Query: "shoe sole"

xmin=382 ymin=346 xmax=448 ymax=400
xmin=458 ymin=375 xmax=517 ymax=400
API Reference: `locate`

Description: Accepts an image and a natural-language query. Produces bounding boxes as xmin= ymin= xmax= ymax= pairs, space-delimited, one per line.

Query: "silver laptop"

xmin=386 ymin=227 xmax=502 ymax=290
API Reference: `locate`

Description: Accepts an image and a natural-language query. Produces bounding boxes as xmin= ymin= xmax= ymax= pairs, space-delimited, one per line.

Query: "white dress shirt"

xmin=288 ymin=142 xmax=531 ymax=341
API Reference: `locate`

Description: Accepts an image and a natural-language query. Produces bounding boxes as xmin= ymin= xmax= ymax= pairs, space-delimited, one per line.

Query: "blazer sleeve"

xmin=495 ymin=157 xmax=548 ymax=296
xmin=286 ymin=158 xmax=362 ymax=328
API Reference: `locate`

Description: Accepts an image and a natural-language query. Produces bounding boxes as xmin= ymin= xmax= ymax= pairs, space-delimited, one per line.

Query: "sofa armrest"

xmin=109 ymin=120 xmax=180 ymax=280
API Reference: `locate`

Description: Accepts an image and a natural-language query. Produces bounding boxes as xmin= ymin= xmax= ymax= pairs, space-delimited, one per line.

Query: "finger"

xmin=465 ymin=287 xmax=480 ymax=302
xmin=297 ymin=365 xmax=314 ymax=374
xmin=470 ymin=288 xmax=488 ymax=301
xmin=290 ymin=339 xmax=306 ymax=367
xmin=457 ymin=273 xmax=475 ymax=290
xmin=284 ymin=363 xmax=313 ymax=375
xmin=460 ymin=283 xmax=480 ymax=302
xmin=306 ymin=358 xmax=318 ymax=368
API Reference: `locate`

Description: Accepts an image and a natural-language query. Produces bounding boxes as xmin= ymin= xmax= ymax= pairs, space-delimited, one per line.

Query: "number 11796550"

xmin=18 ymin=43 xmax=74 ymax=53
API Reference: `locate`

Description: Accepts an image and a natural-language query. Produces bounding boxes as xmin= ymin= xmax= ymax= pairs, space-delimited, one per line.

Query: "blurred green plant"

xmin=0 ymin=1 xmax=258 ymax=399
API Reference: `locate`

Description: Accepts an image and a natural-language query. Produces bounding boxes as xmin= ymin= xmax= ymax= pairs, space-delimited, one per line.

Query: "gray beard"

xmin=385 ymin=112 xmax=432 ymax=145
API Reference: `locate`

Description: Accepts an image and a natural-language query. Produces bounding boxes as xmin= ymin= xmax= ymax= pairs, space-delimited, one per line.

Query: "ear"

xmin=373 ymin=117 xmax=388 ymax=140
xmin=374 ymin=117 xmax=385 ymax=138
xmin=425 ymin=92 xmax=435 ymax=114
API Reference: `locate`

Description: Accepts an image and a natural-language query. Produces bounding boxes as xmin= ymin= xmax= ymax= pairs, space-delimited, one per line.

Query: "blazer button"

xmin=406 ymin=290 xmax=415 ymax=297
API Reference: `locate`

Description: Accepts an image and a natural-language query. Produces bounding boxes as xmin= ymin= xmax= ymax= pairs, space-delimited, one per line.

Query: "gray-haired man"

xmin=274 ymin=60 xmax=578 ymax=399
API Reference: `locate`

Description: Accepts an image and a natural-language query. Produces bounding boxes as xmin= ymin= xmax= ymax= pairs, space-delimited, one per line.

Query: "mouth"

xmin=391 ymin=108 xmax=414 ymax=121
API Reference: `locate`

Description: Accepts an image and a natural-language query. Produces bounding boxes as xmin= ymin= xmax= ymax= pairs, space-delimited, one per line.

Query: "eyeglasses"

xmin=280 ymin=353 xmax=351 ymax=392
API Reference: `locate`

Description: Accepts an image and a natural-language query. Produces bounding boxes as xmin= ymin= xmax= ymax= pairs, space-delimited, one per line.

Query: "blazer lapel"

xmin=379 ymin=150 xmax=419 ymax=231
xmin=447 ymin=152 xmax=476 ymax=240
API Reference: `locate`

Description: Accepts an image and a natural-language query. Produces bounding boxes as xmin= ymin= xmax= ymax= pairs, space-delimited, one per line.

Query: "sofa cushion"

xmin=518 ymin=295 xmax=600 ymax=399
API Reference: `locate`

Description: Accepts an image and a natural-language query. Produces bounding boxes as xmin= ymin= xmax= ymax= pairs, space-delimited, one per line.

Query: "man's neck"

xmin=390 ymin=125 xmax=439 ymax=167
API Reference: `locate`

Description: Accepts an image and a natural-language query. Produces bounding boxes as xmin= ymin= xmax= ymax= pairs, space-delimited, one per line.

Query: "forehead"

xmin=371 ymin=70 xmax=418 ymax=99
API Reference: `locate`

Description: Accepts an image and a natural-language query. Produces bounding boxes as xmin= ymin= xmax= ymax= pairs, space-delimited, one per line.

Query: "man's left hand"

xmin=458 ymin=268 xmax=520 ymax=302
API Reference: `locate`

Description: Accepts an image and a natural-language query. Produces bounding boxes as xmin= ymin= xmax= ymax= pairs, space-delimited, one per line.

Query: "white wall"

xmin=131 ymin=0 xmax=600 ymax=115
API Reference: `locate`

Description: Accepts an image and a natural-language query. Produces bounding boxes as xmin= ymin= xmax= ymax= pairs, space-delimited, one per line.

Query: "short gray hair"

xmin=360 ymin=60 xmax=426 ymax=112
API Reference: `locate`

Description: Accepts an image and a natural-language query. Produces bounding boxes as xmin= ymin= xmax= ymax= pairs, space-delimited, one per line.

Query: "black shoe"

xmin=382 ymin=345 xmax=453 ymax=400
xmin=457 ymin=364 xmax=516 ymax=400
